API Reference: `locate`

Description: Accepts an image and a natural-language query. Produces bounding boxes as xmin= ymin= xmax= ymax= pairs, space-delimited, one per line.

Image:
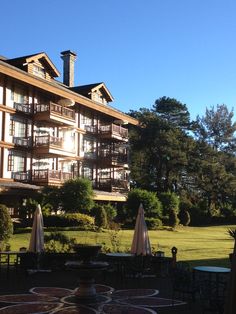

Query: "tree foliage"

xmin=60 ymin=178 xmax=94 ymax=213
xmin=0 ymin=204 xmax=13 ymax=246
xmin=126 ymin=188 xmax=162 ymax=222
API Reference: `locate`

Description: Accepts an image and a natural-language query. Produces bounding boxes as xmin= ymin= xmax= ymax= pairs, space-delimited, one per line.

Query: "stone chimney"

xmin=61 ymin=50 xmax=77 ymax=87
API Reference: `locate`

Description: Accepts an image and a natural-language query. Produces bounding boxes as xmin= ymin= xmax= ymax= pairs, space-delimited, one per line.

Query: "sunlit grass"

xmin=9 ymin=225 xmax=235 ymax=267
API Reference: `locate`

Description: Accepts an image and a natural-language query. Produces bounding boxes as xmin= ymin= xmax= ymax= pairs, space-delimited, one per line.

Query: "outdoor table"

xmin=193 ymin=265 xmax=230 ymax=298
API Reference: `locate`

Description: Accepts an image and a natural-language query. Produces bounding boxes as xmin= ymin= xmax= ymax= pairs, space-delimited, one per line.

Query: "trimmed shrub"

xmin=44 ymin=232 xmax=77 ymax=253
xmin=159 ymin=191 xmax=179 ymax=217
xmin=60 ymin=178 xmax=94 ymax=213
xmin=169 ymin=208 xmax=180 ymax=228
xmin=126 ymin=188 xmax=162 ymax=222
xmin=94 ymin=206 xmax=108 ymax=229
xmin=0 ymin=204 xmax=13 ymax=248
xmin=145 ymin=217 xmax=162 ymax=230
xmin=44 ymin=213 xmax=95 ymax=230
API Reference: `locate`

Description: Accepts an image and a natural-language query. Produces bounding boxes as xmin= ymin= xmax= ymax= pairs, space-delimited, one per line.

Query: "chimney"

xmin=61 ymin=50 xmax=77 ymax=87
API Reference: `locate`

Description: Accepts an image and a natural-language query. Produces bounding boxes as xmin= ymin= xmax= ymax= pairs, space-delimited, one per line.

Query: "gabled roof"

xmin=71 ymin=82 xmax=114 ymax=102
xmin=5 ymin=52 xmax=60 ymax=78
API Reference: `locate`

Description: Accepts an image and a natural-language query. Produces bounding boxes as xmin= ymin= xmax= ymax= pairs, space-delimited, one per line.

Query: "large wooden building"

xmin=0 ymin=50 xmax=138 ymax=210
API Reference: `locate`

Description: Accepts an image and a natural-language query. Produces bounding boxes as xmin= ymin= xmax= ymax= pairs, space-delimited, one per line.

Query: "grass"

xmin=9 ymin=225 xmax=235 ymax=268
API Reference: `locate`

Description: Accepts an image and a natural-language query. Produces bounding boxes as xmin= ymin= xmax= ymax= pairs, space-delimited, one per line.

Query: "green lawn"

xmin=9 ymin=225 xmax=235 ymax=267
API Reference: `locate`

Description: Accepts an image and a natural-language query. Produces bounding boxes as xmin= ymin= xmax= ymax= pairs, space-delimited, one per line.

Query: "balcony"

xmin=98 ymin=150 xmax=128 ymax=167
xmin=12 ymin=171 xmax=30 ymax=182
xmin=32 ymin=169 xmax=72 ymax=185
xmin=34 ymin=102 xmax=75 ymax=126
xmin=34 ymin=135 xmax=76 ymax=157
xmin=94 ymin=178 xmax=129 ymax=192
xmin=13 ymin=136 xmax=32 ymax=147
xmin=13 ymin=102 xmax=32 ymax=114
xmin=99 ymin=124 xmax=128 ymax=141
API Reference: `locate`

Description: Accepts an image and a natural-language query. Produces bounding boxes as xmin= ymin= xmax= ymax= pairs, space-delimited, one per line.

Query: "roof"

xmin=93 ymin=190 xmax=127 ymax=202
xmin=0 ymin=181 xmax=40 ymax=190
xmin=0 ymin=58 xmax=138 ymax=125
xmin=5 ymin=52 xmax=60 ymax=78
xmin=71 ymin=82 xmax=114 ymax=102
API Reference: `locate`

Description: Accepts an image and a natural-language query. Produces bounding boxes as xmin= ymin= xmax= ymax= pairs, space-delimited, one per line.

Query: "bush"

xmin=0 ymin=204 xmax=13 ymax=249
xmin=159 ymin=191 xmax=179 ymax=217
xmin=44 ymin=213 xmax=95 ymax=230
xmin=44 ymin=232 xmax=77 ymax=253
xmin=126 ymin=188 xmax=162 ymax=222
xmin=169 ymin=208 xmax=180 ymax=228
xmin=145 ymin=217 xmax=162 ymax=230
xmin=93 ymin=205 xmax=108 ymax=229
xmin=60 ymin=178 xmax=94 ymax=213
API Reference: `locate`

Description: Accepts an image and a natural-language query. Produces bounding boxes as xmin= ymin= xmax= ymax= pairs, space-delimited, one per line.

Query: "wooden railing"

xmin=13 ymin=137 xmax=32 ymax=147
xmin=95 ymin=178 xmax=129 ymax=192
xmin=34 ymin=135 xmax=63 ymax=148
xmin=32 ymin=169 xmax=72 ymax=182
xmin=99 ymin=124 xmax=128 ymax=138
xmin=13 ymin=102 xmax=32 ymax=114
xmin=35 ymin=102 xmax=75 ymax=120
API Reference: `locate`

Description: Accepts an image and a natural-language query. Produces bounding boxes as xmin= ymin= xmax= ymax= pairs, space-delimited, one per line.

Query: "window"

xmin=33 ymin=65 xmax=46 ymax=79
xmin=11 ymin=86 xmax=27 ymax=104
xmin=8 ymin=154 xmax=25 ymax=172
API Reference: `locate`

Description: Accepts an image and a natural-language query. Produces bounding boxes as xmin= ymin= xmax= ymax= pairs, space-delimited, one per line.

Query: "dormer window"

xmin=33 ymin=65 xmax=46 ymax=79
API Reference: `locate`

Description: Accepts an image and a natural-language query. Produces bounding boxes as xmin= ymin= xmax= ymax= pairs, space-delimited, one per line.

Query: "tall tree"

xmin=153 ymin=96 xmax=191 ymax=130
xmin=193 ymin=104 xmax=236 ymax=152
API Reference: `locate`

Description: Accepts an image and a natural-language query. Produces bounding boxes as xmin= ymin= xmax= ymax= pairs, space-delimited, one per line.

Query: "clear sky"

xmin=1 ymin=0 xmax=236 ymax=120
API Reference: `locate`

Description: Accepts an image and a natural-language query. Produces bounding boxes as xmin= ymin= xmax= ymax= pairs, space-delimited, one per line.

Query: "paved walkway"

xmin=0 ymin=266 xmax=205 ymax=313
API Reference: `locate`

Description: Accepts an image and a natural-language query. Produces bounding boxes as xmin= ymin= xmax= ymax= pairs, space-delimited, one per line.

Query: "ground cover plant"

xmin=10 ymin=225 xmax=234 ymax=267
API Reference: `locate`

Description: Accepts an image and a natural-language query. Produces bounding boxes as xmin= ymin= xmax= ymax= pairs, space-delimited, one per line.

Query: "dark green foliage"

xmin=126 ymin=188 xmax=162 ymax=222
xmin=44 ymin=231 xmax=77 ymax=253
xmin=19 ymin=198 xmax=38 ymax=220
xmin=44 ymin=213 xmax=95 ymax=230
xmin=60 ymin=178 xmax=94 ymax=213
xmin=169 ymin=208 xmax=180 ymax=228
xmin=145 ymin=217 xmax=163 ymax=230
xmin=94 ymin=205 xmax=108 ymax=229
xmin=40 ymin=186 xmax=61 ymax=213
xmin=179 ymin=209 xmax=191 ymax=226
xmin=159 ymin=192 xmax=179 ymax=217
xmin=0 ymin=204 xmax=13 ymax=246
xmin=102 ymin=203 xmax=117 ymax=224
xmin=153 ymin=96 xmax=191 ymax=130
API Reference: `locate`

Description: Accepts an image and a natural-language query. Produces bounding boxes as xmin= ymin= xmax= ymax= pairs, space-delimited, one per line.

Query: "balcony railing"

xmin=34 ymin=102 xmax=75 ymax=120
xmin=32 ymin=169 xmax=72 ymax=182
xmin=12 ymin=171 xmax=30 ymax=181
xmin=99 ymin=124 xmax=128 ymax=139
xmin=95 ymin=178 xmax=129 ymax=192
xmin=84 ymin=125 xmax=98 ymax=134
xmin=13 ymin=102 xmax=32 ymax=114
xmin=13 ymin=136 xmax=32 ymax=147
xmin=34 ymin=135 xmax=63 ymax=148
xmin=99 ymin=150 xmax=128 ymax=164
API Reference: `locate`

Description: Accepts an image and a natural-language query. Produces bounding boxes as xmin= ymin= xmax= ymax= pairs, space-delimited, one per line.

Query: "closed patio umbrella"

xmin=28 ymin=204 xmax=44 ymax=253
xmin=131 ymin=203 xmax=152 ymax=256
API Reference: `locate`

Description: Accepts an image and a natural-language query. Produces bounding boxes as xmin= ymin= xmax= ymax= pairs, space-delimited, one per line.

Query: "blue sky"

xmin=1 ymin=0 xmax=236 ymax=120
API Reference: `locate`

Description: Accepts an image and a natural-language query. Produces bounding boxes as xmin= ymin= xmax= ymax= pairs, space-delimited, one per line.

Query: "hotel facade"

xmin=0 ymin=50 xmax=138 ymax=212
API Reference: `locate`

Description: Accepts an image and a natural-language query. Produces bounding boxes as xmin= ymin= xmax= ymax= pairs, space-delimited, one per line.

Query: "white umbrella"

xmin=28 ymin=204 xmax=44 ymax=253
xmin=131 ymin=203 xmax=152 ymax=255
